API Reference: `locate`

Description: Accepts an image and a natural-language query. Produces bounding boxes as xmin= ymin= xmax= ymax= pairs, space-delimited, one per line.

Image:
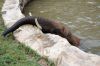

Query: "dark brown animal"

xmin=2 ymin=16 xmax=80 ymax=46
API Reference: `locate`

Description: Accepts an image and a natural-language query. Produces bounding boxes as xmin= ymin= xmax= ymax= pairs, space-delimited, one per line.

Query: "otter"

xmin=2 ymin=16 xmax=80 ymax=46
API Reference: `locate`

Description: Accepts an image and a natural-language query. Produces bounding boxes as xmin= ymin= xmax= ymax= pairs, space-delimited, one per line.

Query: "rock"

xmin=38 ymin=58 xmax=48 ymax=66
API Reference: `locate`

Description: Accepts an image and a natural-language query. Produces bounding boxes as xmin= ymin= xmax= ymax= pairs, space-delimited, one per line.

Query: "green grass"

xmin=0 ymin=1 xmax=54 ymax=66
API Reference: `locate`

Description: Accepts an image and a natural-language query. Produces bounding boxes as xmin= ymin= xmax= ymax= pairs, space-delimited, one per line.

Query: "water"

xmin=24 ymin=0 xmax=100 ymax=55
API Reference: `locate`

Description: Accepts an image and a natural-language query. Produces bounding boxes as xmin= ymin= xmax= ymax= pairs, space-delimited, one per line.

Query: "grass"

xmin=0 ymin=1 xmax=55 ymax=66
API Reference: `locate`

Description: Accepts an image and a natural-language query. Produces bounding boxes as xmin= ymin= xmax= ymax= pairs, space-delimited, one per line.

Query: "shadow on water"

xmin=79 ymin=39 xmax=100 ymax=55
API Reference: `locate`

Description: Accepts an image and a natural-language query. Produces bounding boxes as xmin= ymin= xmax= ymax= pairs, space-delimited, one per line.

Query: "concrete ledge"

xmin=2 ymin=0 xmax=100 ymax=66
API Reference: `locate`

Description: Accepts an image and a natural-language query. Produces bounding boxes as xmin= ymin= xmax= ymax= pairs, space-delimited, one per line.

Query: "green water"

xmin=24 ymin=0 xmax=100 ymax=55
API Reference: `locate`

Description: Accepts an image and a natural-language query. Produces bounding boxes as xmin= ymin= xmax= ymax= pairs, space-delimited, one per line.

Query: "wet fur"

xmin=2 ymin=16 xmax=80 ymax=46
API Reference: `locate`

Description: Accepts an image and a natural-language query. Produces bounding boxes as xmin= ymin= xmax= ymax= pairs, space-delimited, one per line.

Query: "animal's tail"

xmin=2 ymin=16 xmax=36 ymax=37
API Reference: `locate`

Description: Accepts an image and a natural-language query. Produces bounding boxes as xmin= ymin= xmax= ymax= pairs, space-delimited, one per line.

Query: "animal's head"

xmin=60 ymin=27 xmax=80 ymax=46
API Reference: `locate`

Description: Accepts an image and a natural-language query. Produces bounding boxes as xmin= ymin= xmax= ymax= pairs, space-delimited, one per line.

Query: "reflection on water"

xmin=24 ymin=0 xmax=100 ymax=55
